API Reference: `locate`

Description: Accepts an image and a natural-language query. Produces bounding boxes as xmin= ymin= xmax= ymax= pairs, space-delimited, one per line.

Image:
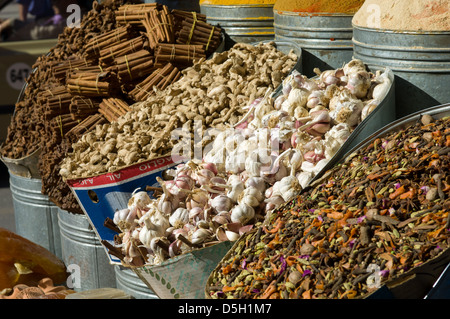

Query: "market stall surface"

xmin=0 ymin=163 xmax=15 ymax=232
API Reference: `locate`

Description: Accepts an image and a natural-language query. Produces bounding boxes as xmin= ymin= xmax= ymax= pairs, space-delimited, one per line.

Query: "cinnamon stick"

xmin=98 ymin=98 xmax=130 ymax=122
xmin=65 ymin=113 xmax=107 ymax=143
xmin=69 ymin=96 xmax=101 ymax=120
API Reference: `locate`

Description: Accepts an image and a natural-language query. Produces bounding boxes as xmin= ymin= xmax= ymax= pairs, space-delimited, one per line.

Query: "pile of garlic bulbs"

xmin=111 ymin=59 xmax=393 ymax=266
xmin=113 ymin=160 xmax=257 ymax=266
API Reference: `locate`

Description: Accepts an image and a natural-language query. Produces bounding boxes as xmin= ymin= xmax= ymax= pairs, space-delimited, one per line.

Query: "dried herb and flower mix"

xmin=207 ymin=114 xmax=450 ymax=299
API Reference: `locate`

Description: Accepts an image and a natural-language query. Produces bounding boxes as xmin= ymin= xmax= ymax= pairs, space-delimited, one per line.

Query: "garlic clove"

xmin=191 ymin=228 xmax=213 ymax=244
xmin=225 ymin=230 xmax=240 ymax=241
xmin=215 ymin=226 xmax=231 ymax=242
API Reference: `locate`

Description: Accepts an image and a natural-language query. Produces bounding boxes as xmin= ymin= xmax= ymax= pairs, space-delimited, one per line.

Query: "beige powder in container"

xmin=352 ymin=0 xmax=449 ymax=31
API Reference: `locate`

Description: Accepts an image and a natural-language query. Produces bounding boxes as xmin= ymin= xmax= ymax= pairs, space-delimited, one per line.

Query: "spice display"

xmin=60 ymin=41 xmax=298 ymax=179
xmin=274 ymin=0 xmax=364 ymax=14
xmin=352 ymin=0 xmax=450 ymax=31
xmin=1 ymin=1 xmax=223 ymax=214
xmin=0 ymin=228 xmax=68 ymax=291
xmin=105 ymin=59 xmax=392 ymax=267
xmin=206 ymin=114 xmax=450 ymax=299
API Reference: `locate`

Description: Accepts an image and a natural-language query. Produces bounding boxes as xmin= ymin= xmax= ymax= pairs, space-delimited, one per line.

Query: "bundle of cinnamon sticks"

xmin=66 ymin=70 xmax=117 ymax=97
xmin=99 ymin=35 xmax=148 ymax=67
xmin=98 ymin=98 xmax=131 ymax=122
xmin=109 ymin=49 xmax=158 ymax=83
xmin=84 ymin=24 xmax=137 ymax=60
xmin=115 ymin=3 xmax=160 ymax=27
xmin=142 ymin=5 xmax=174 ymax=49
xmin=44 ymin=92 xmax=73 ymax=121
xmin=51 ymin=57 xmax=92 ymax=83
xmin=173 ymin=10 xmax=222 ymax=55
xmin=155 ymin=43 xmax=205 ymax=68
xmin=47 ymin=114 xmax=80 ymax=143
xmin=65 ymin=114 xmax=108 ymax=144
xmin=69 ymin=96 xmax=101 ymax=120
xmin=128 ymin=62 xmax=181 ymax=101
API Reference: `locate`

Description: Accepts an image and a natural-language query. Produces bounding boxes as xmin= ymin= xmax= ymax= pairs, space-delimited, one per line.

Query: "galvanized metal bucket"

xmin=115 ymin=266 xmax=159 ymax=299
xmin=58 ymin=208 xmax=116 ymax=291
xmin=274 ymin=11 xmax=354 ymax=77
xmin=8 ymin=172 xmax=62 ymax=259
xmin=352 ymin=26 xmax=450 ymax=119
xmin=200 ymin=4 xmax=275 ymax=44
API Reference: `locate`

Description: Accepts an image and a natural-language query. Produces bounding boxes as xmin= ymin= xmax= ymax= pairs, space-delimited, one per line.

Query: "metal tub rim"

xmin=58 ymin=209 xmax=103 ymax=247
xmin=352 ymin=26 xmax=450 ymax=73
xmin=274 ymin=11 xmax=353 ymax=53
xmin=9 ymin=175 xmax=52 ymax=206
xmin=201 ymin=4 xmax=275 ymax=9
xmin=274 ymin=9 xmax=354 ymax=17
xmin=352 ymin=24 xmax=450 ymax=36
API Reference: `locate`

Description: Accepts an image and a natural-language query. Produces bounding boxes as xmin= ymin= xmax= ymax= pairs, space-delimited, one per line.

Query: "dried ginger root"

xmin=60 ymin=42 xmax=297 ymax=179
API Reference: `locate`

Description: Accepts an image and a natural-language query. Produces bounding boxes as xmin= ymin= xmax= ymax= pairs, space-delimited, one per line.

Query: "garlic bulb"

xmin=230 ymin=203 xmax=255 ymax=225
xmin=139 ymin=208 xmax=170 ymax=248
xmin=281 ymin=88 xmax=309 ymax=116
xmin=113 ymin=208 xmax=136 ymax=231
xmin=264 ymin=195 xmax=285 ymax=212
xmin=346 ymin=71 xmax=371 ymax=99
xmin=329 ymin=90 xmax=364 ymax=127
xmin=361 ymin=100 xmax=377 ymax=121
xmin=187 ymin=188 xmax=209 ymax=210
xmin=272 ymin=175 xmax=302 ymax=202
xmin=245 ymin=148 xmax=272 ymax=177
xmin=319 ymin=69 xmax=340 ymax=86
xmin=323 ymin=123 xmax=351 ymax=159
xmin=371 ymin=69 xmax=392 ymax=102
xmin=225 ymin=150 xmax=246 ymax=174
xmin=128 ymin=190 xmax=152 ymax=210
xmin=156 ymin=177 xmax=179 ymax=216
xmin=343 ymin=59 xmax=366 ymax=75
xmin=238 ymin=186 xmax=264 ymax=207
xmin=307 ymin=90 xmax=329 ymax=109
xmin=122 ymin=231 xmax=142 ymax=264
xmin=210 ymin=194 xmax=234 ymax=213
xmin=227 ymin=177 xmax=245 ymax=203
xmin=244 ymin=176 xmax=266 ymax=194
xmin=296 ymin=171 xmax=314 ymax=189
xmin=169 ymin=208 xmax=189 ymax=229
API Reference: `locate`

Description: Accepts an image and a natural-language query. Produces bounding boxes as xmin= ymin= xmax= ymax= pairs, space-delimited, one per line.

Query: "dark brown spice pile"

xmin=206 ymin=114 xmax=450 ymax=299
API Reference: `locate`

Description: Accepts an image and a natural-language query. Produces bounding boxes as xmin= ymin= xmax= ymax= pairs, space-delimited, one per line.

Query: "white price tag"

xmin=6 ymin=62 xmax=32 ymax=90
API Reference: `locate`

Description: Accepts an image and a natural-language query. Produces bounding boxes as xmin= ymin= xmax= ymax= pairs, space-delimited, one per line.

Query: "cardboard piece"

xmin=134 ymin=241 xmax=233 ymax=299
xmin=66 ymin=155 xmax=180 ymax=263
